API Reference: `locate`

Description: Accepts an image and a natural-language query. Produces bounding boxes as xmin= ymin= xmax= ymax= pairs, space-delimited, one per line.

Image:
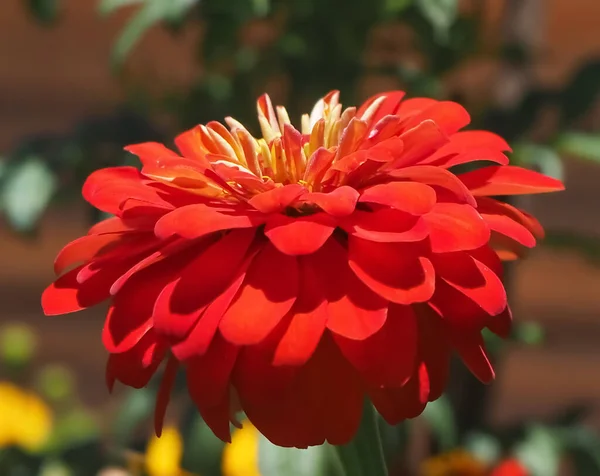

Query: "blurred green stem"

xmin=332 ymin=399 xmax=388 ymax=476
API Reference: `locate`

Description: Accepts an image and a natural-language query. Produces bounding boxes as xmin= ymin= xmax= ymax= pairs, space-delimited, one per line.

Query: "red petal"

xmin=341 ymin=208 xmax=429 ymax=243
xmin=174 ymin=127 xmax=212 ymax=164
xmin=264 ymin=213 xmax=336 ymax=255
xmin=423 ymin=203 xmax=490 ymax=253
xmin=487 ymin=305 xmax=513 ymax=338
xmin=417 ymin=306 xmax=451 ymax=402
xmin=301 ymin=186 xmax=359 ymax=217
xmin=154 ymin=203 xmax=266 ymax=239
xmin=359 ymin=182 xmax=436 ymax=215
xmin=248 ymin=184 xmax=306 ymax=213
xmin=481 ymin=211 xmax=536 ymax=247
xmin=334 ymin=304 xmax=417 ymax=387
xmin=401 ymin=101 xmax=471 ymax=136
xmin=272 ymin=256 xmax=328 ymax=366
xmin=424 ymin=130 xmax=511 ymax=168
xmin=433 ymin=251 xmax=507 ymax=317
xmin=395 ymin=97 xmax=437 ymax=119
xmin=82 ymin=167 xmax=173 ymax=214
xmin=88 ymin=216 xmax=155 ymax=235
xmin=385 ymin=165 xmax=476 ymax=206
xmin=154 ymin=356 xmax=179 ymax=437
xmin=302 ymin=334 xmax=364 ymax=446
xmin=171 ymin=270 xmax=247 ymax=360
xmin=348 ymin=237 xmax=435 ymax=304
xmin=153 ymin=229 xmax=255 ymax=342
xmin=477 ymin=196 xmax=544 ymax=238
xmin=54 ymin=234 xmax=126 ymax=275
xmin=369 ymin=365 xmax=429 ymax=425
xmin=187 ymin=333 xmax=238 ymax=442
xmin=238 ymin=334 xmax=364 ymax=447
xmin=451 ymin=333 xmax=495 ymax=383
xmin=336 ymin=118 xmax=369 ymax=159
xmin=42 ymin=263 xmax=126 ymax=316
xmin=384 ymin=120 xmax=449 ymax=170
xmin=316 ymin=239 xmax=388 ymax=340
xmin=220 ymin=243 xmax=298 ymax=345
xmin=105 ymin=332 xmax=166 ymax=389
xmin=357 ymin=91 xmax=406 ymax=128
xmin=458 ymin=165 xmax=565 ymax=196
xmin=109 ymin=239 xmax=189 ymax=295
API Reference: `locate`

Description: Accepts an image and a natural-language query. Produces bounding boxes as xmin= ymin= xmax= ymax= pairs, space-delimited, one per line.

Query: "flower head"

xmin=42 ymin=90 xmax=563 ymax=448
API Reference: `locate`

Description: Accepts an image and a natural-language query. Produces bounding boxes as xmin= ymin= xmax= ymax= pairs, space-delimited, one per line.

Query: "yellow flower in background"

xmin=420 ymin=449 xmax=487 ymax=476
xmin=126 ymin=426 xmax=197 ymax=476
xmin=0 ymin=381 xmax=52 ymax=452
xmin=222 ymin=421 xmax=261 ymax=476
xmin=146 ymin=427 xmax=185 ymax=476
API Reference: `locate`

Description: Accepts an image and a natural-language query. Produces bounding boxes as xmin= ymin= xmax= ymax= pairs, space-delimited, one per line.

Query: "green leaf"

xmin=416 ymin=0 xmax=457 ymax=41
xmin=112 ymin=388 xmax=156 ymax=445
xmin=181 ymin=412 xmax=224 ymax=476
xmin=515 ymin=426 xmax=561 ymax=476
xmin=421 ymin=396 xmax=457 ymax=451
xmin=512 ymin=143 xmax=564 ymax=180
xmin=259 ymin=436 xmax=329 ymax=476
xmin=385 ymin=0 xmax=412 ymax=14
xmin=252 ymin=0 xmax=270 ymax=17
xmin=560 ymin=426 xmax=600 ymax=476
xmin=111 ymin=0 xmax=197 ymax=66
xmin=513 ymin=321 xmax=545 ymax=346
xmin=98 ymin=0 xmax=144 ymax=16
xmin=331 ymin=400 xmax=388 ymax=476
xmin=464 ymin=432 xmax=501 ymax=465
xmin=0 ymin=156 xmax=57 ymax=233
xmin=27 ymin=0 xmax=60 ymax=23
xmin=555 ymin=132 xmax=600 ymax=164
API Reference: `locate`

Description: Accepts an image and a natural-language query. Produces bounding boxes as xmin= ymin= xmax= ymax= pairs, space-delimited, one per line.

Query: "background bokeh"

xmin=1 ymin=1 xmax=600 ymax=475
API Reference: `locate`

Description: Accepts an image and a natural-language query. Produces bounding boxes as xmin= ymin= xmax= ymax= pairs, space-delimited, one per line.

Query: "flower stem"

xmin=332 ymin=399 xmax=388 ymax=476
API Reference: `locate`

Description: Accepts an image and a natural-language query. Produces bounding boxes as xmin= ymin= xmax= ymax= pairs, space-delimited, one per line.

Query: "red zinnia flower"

xmin=42 ymin=91 xmax=563 ymax=448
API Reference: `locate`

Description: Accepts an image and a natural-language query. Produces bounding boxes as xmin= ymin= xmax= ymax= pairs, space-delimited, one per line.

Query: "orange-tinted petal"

xmin=155 ymin=203 xmax=265 ymax=239
xmin=359 ymin=181 xmax=437 ymax=215
xmin=301 ymin=186 xmax=359 ymax=217
xmin=82 ymin=167 xmax=173 ymax=214
xmin=264 ymin=213 xmax=336 ymax=255
xmin=248 ymin=184 xmax=306 ymax=213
